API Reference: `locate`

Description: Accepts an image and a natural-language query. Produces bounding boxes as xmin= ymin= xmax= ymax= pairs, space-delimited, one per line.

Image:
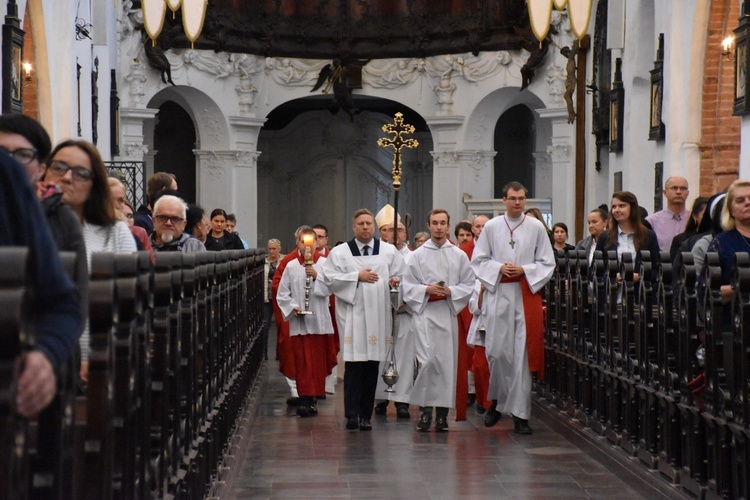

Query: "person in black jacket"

xmin=596 ymin=191 xmax=660 ymax=280
xmin=0 ymin=150 xmax=80 ymax=417
xmin=205 ymin=208 xmax=244 ymax=251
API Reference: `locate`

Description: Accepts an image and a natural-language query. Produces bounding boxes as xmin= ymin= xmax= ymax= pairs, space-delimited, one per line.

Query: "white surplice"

xmin=403 ymin=239 xmax=475 ymax=408
xmin=276 ymin=258 xmax=334 ymax=336
xmin=470 ymin=215 xmax=555 ymax=419
xmin=321 ymin=239 xmax=406 ymax=362
xmin=375 ymin=249 xmax=416 ymax=403
xmin=466 ymin=281 xmax=486 ymax=347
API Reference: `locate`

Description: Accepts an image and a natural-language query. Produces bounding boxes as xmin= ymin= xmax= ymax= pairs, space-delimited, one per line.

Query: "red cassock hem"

xmin=292 ymin=334 xmax=333 ymax=397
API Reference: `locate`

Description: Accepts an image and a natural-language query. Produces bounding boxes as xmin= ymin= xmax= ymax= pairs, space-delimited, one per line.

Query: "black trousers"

xmin=344 ymin=361 xmax=380 ymax=419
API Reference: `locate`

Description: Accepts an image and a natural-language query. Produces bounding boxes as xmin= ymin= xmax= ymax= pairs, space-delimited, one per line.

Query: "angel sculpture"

xmin=311 ymin=59 xmax=368 ymax=121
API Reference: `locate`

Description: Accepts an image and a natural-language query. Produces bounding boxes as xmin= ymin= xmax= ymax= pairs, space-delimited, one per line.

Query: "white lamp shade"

xmin=527 ymin=0 xmax=554 ymax=43
xmin=568 ymin=0 xmax=594 ymax=39
xmin=182 ymin=0 xmax=208 ymax=44
xmin=166 ymin=0 xmax=181 ymax=12
xmin=142 ymin=0 xmax=167 ymax=41
xmin=553 ymin=0 xmax=567 ymax=9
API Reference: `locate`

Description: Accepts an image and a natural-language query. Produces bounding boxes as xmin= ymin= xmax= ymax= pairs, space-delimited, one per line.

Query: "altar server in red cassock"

xmin=471 ymin=182 xmax=555 ymax=434
xmin=276 ymin=226 xmax=337 ymax=417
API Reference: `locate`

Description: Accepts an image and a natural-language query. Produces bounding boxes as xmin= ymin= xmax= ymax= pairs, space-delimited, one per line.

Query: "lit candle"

xmin=723 ymin=36 xmax=735 ymax=53
xmin=303 ymin=234 xmax=314 ymax=264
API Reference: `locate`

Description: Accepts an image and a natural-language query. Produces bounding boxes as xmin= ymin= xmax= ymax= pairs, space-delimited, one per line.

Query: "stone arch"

xmin=147 ymin=85 xmax=229 ymax=151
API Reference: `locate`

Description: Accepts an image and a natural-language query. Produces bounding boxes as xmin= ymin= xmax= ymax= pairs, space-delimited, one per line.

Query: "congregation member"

xmin=205 ymin=208 xmax=244 ymax=251
xmin=322 ymin=209 xmax=406 ymax=431
xmin=263 ymin=238 xmax=284 ymax=361
xmin=45 ymin=140 xmax=137 ymax=382
xmin=150 ymin=195 xmax=206 ymax=253
xmin=134 ymin=172 xmax=177 ymax=235
xmin=552 ymin=222 xmax=575 ymax=252
xmin=670 ymin=196 xmax=709 ymax=261
xmin=276 ymin=226 xmax=337 ymax=417
xmin=0 ymin=150 xmax=81 ymax=418
xmin=403 ymin=209 xmax=474 ymax=431
xmin=646 ymin=176 xmax=690 ymax=252
xmin=108 ymin=177 xmax=153 ymax=257
xmin=472 ymin=181 xmax=555 ymax=434
xmin=596 ymin=191 xmax=661 ymax=275
xmin=186 ymin=204 xmax=210 ymax=244
xmin=226 ymin=213 xmax=249 ymax=249
xmin=575 ymin=207 xmax=608 ymax=265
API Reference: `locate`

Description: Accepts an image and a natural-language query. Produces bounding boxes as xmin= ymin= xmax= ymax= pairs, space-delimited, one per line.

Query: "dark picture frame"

xmin=734 ymin=16 xmax=750 ymax=115
xmin=1 ymin=3 xmax=24 ymax=114
xmin=653 ymin=162 xmax=664 ymax=212
xmin=649 ymin=34 xmax=666 ymax=140
xmin=609 ymin=58 xmax=624 ymax=153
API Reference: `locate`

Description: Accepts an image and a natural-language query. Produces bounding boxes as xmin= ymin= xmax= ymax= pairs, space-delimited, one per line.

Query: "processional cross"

xmin=376 ymin=112 xmax=419 ymax=393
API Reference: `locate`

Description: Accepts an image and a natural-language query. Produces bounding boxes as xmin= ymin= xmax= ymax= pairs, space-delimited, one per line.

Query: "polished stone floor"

xmin=219 ymin=355 xmax=689 ymax=499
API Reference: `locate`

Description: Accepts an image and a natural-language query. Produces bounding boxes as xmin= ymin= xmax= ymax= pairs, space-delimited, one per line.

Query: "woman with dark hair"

xmin=575 ymin=207 xmax=608 ymax=264
xmin=44 ymin=139 xmax=137 ymax=382
xmin=551 ymin=222 xmax=575 ymax=252
xmin=186 ymin=204 xmax=208 ymax=243
xmin=670 ymin=196 xmax=709 ymax=261
xmin=596 ymin=191 xmax=660 ymax=279
xmin=205 ymin=208 xmax=244 ymax=251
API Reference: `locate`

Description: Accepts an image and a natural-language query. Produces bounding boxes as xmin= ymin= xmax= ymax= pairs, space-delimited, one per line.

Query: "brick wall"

xmin=21 ymin=7 xmax=38 ymax=121
xmin=699 ymin=0 xmax=741 ymax=194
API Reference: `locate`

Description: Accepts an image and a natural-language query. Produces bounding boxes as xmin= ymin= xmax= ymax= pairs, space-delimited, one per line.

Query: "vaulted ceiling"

xmin=157 ymin=0 xmax=534 ymax=60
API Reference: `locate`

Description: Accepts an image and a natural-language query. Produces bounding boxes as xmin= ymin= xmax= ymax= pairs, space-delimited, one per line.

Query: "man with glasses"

xmin=471 ymin=181 xmax=555 ymax=434
xmin=150 ymin=194 xmax=206 ymax=252
xmin=646 ymin=176 xmax=691 ymax=251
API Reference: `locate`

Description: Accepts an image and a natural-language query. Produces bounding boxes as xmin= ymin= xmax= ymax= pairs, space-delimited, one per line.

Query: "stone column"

xmin=425 ymin=116 xmax=465 ymax=220
xmin=119 ymin=107 xmax=158 ymax=161
xmin=537 ymin=107 xmax=576 ymax=234
xmin=456 ymin=150 xmax=496 ymax=204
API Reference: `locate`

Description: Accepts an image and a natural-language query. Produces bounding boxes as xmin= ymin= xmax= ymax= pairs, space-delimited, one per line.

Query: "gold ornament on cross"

xmin=377 ymin=112 xmax=419 ymax=192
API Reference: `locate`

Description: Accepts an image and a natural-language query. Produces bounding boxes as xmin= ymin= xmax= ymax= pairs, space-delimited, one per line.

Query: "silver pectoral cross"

xmin=509 ymin=238 xmax=515 ymax=249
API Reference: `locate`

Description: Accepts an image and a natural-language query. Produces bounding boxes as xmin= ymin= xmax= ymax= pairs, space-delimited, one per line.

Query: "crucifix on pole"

xmin=377 ymin=112 xmax=419 ymax=244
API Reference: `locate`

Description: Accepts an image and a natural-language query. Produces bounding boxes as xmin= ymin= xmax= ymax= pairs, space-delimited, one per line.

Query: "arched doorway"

xmin=494 ymin=104 xmax=536 ymax=198
xmin=153 ymin=101 xmax=197 ymax=203
xmin=256 ymin=97 xmax=433 ymax=250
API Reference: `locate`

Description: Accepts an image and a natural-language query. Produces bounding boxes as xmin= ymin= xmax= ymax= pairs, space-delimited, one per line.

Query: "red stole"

xmin=500 ymin=275 xmax=545 ymax=380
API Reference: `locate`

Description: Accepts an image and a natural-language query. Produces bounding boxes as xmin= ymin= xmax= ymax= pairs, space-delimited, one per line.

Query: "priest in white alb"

xmin=471 ymin=181 xmax=555 ymax=434
xmin=322 ymin=208 xmax=406 ymax=431
xmin=403 ymin=209 xmax=474 ymax=432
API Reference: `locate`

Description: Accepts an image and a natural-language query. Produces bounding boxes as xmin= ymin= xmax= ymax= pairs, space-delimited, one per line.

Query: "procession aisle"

xmin=218 ymin=347 xmax=688 ymax=500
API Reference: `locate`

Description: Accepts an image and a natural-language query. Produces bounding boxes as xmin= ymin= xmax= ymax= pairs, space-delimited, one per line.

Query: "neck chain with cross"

xmin=504 ymin=214 xmax=526 ymax=249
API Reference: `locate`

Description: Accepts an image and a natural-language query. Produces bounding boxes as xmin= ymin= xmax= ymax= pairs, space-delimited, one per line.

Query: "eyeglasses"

xmin=47 ymin=160 xmax=94 ymax=182
xmin=506 ymin=197 xmax=527 ymax=202
xmin=0 ymin=146 xmax=38 ymax=165
xmin=154 ymin=214 xmax=185 ymax=225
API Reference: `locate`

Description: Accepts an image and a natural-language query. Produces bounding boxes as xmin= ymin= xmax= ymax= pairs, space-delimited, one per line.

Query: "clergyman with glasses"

xmin=150 ymin=194 xmax=206 ymax=253
xmin=470 ymin=181 xmax=555 ymax=435
xmin=645 ymin=176 xmax=690 ymax=251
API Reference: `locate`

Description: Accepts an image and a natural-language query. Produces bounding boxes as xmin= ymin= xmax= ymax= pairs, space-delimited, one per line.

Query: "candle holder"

xmin=299 ymin=237 xmax=315 ymax=315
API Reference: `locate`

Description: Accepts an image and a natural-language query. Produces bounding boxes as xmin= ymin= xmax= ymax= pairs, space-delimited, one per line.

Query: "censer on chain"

xmin=381 ymin=283 xmax=400 ymax=392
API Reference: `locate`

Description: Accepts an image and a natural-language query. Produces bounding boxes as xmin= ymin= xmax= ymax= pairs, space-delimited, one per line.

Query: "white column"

xmin=536 ymin=107 xmax=576 ymax=234
xmin=118 ymin=107 xmax=158 ymax=161
xmin=456 ymin=150 xmax=496 ymax=216
xmin=425 ymin=116 xmax=465 ymax=220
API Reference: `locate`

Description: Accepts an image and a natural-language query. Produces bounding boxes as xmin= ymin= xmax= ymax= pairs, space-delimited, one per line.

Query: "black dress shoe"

xmin=374 ymin=401 xmax=388 ymax=415
xmin=286 ymin=397 xmax=300 ymax=406
xmin=308 ymin=405 xmax=318 ymax=416
xmin=513 ymin=416 xmax=533 ymax=435
xmin=435 ymin=416 xmax=448 ymax=432
xmin=476 ymin=404 xmax=486 ymax=415
xmin=484 ymin=409 xmax=502 ymax=428
xmin=296 ymin=406 xmax=310 ymax=417
xmin=346 ymin=417 xmax=359 ymax=430
xmin=417 ymin=412 xmax=431 ymax=432
xmin=396 ymin=407 xmax=410 ymax=419
xmin=359 ymin=418 xmax=372 ymax=431
xmin=467 ymin=393 xmax=477 ymax=406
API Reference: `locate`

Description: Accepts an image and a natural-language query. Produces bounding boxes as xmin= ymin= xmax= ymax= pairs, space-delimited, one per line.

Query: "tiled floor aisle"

xmin=221 ymin=356 xmax=688 ymax=499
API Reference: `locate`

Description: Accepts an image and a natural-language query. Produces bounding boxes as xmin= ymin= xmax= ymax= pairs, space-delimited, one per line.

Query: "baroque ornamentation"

xmin=235 ymin=75 xmax=258 ymax=116
xmin=546 ymin=64 xmax=566 ymax=107
xmin=124 ymin=59 xmax=148 ymax=107
xmin=124 ymin=143 xmax=149 ymax=159
xmin=546 ymin=144 xmax=570 ymax=162
xmin=431 ymin=151 xmax=458 ymax=167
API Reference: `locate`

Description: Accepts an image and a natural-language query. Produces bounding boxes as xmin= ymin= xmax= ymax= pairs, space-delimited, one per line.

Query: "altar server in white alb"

xmin=403 ymin=209 xmax=474 ymax=432
xmin=322 ymin=209 xmax=406 ymax=431
xmin=471 ymin=181 xmax=555 ymax=435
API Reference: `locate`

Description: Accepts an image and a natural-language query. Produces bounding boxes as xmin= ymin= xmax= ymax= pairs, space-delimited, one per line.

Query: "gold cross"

xmin=377 ymin=112 xmax=419 ymax=192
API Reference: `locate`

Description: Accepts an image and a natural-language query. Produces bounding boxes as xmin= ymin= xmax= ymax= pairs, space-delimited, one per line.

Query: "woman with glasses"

xmin=44 ymin=140 xmax=137 ymax=382
xmin=205 ymin=208 xmax=244 ymax=251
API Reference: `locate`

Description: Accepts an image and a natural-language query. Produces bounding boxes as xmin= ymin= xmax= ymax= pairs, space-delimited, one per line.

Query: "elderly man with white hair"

xmin=150 ymin=194 xmax=206 ymax=253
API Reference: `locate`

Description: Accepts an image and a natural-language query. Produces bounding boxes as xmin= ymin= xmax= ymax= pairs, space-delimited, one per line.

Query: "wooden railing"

xmin=542 ymin=248 xmax=750 ymax=499
xmin=0 ymin=248 xmax=265 ymax=499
